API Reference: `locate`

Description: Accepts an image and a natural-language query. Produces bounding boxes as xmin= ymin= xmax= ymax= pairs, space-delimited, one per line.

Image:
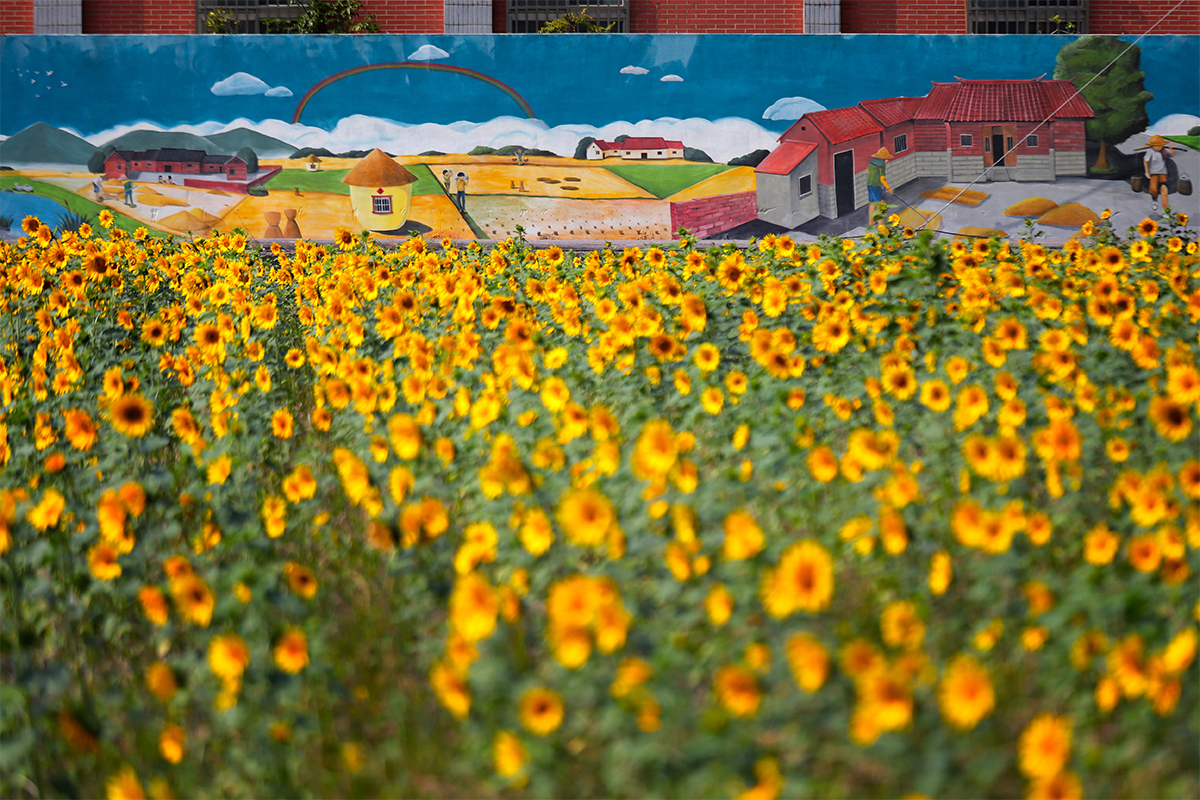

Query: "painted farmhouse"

xmin=587 ymin=137 xmax=685 ymax=160
xmin=756 ymin=78 xmax=1094 ymax=228
xmin=104 ymin=149 xmax=249 ymax=181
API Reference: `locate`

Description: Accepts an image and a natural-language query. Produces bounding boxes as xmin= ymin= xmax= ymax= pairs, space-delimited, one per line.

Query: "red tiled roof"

xmin=859 ymin=97 xmax=924 ymax=127
xmin=915 ymin=78 xmax=1094 ymax=121
xmin=803 ymin=106 xmax=884 ymax=144
xmin=755 ymin=141 xmax=818 ymax=175
xmin=594 ymin=137 xmax=683 ymax=151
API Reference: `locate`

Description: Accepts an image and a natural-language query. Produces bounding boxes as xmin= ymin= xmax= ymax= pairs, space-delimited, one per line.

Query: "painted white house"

xmin=586 ymin=137 xmax=685 ymax=160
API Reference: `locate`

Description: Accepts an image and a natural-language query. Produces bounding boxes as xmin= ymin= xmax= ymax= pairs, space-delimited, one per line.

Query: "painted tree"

xmin=1053 ymin=36 xmax=1152 ymax=171
xmin=236 ymin=147 xmax=259 ymax=174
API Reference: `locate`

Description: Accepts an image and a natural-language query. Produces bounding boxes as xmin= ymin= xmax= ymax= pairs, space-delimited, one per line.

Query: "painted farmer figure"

xmin=442 ymin=169 xmax=452 ymax=193
xmin=92 ymin=176 xmax=103 ymax=201
xmin=455 ymin=171 xmax=469 ymax=213
xmin=123 ymin=179 xmax=135 ymax=207
xmin=867 ymin=147 xmax=893 ymax=221
xmin=515 ymin=147 xmax=526 ymax=166
xmin=1143 ymin=134 xmax=1177 ymax=214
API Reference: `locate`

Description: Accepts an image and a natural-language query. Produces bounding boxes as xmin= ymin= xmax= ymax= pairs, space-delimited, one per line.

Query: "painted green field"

xmin=1166 ymin=135 xmax=1199 ymax=150
xmin=602 ymin=163 xmax=733 ymax=199
xmin=264 ymin=165 xmax=445 ymax=197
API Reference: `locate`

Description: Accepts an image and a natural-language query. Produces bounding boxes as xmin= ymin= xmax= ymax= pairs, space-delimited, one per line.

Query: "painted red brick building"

xmin=104 ymin=149 xmax=248 ymax=181
xmin=3 ymin=0 xmax=1195 ymax=34
xmin=755 ymin=77 xmax=1095 ymax=226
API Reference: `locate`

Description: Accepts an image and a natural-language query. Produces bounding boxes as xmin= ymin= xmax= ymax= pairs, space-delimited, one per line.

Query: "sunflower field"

xmin=1 ymin=208 xmax=1198 ymax=800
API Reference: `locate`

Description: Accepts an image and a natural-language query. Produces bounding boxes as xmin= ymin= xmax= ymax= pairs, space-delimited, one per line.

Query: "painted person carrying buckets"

xmin=1140 ymin=134 xmax=1177 ymax=215
xmin=867 ymin=147 xmax=894 ymax=221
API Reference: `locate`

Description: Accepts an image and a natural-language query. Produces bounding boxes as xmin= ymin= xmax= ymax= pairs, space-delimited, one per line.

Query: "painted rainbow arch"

xmin=293 ymin=62 xmax=535 ymax=123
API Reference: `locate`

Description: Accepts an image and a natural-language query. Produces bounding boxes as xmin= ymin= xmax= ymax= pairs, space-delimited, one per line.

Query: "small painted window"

xmin=373 ymin=195 xmax=393 ymax=215
xmin=984 ymin=138 xmax=991 ymax=152
xmin=1027 ymin=134 xmax=1039 ymax=148
xmin=798 ymin=175 xmax=813 ymax=197
xmin=893 ymin=134 xmax=908 ymax=154
xmin=960 ymin=134 xmax=973 ymax=147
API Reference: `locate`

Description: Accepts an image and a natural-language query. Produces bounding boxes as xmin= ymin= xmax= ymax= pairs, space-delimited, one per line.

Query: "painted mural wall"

xmin=1 ymin=34 xmax=1197 ymax=242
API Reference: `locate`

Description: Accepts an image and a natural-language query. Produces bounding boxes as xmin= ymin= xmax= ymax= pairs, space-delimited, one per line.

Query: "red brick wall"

xmin=842 ymin=0 xmax=965 ymax=33
xmin=1050 ymin=120 xmax=1086 ymax=151
xmin=82 ymin=0 xmax=194 ymax=33
xmin=0 ymin=0 xmax=34 ymax=33
xmin=670 ymin=192 xmax=758 ymax=239
xmin=363 ymin=0 xmax=443 ymax=33
xmin=631 ymin=0 xmax=805 ymax=33
xmin=913 ymin=121 xmax=948 ymax=152
xmin=840 ymin=0 xmax=1200 ymax=34
xmin=1090 ymin=0 xmax=1199 ymax=34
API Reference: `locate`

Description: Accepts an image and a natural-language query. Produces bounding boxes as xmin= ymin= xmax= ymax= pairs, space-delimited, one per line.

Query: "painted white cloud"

xmin=211 ymin=71 xmax=291 ymax=97
xmin=660 ymin=75 xmax=684 ymax=82
xmin=408 ymin=44 xmax=450 ymax=62
xmin=620 ymin=66 xmax=649 ymax=75
xmin=83 ymin=115 xmax=783 ymax=165
xmin=1146 ymin=113 xmax=1200 ymax=136
xmin=762 ymin=96 xmax=826 ymax=121
xmin=212 ymin=72 xmax=272 ymax=95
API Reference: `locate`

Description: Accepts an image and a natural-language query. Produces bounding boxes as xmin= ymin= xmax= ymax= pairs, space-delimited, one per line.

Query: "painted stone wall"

xmin=1 ymin=34 xmax=1196 ymax=242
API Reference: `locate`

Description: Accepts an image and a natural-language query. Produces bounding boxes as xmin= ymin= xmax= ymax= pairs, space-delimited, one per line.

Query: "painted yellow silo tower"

xmin=342 ymin=149 xmax=417 ymax=232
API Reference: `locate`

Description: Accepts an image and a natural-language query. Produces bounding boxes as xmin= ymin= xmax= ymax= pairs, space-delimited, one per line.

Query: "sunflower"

xmin=271 ymin=408 xmax=295 ymax=440
xmin=284 ymin=561 xmax=318 ymax=600
xmin=938 ymin=654 xmax=994 ymax=730
xmin=157 ymin=723 xmax=185 ymax=765
xmin=518 ymin=687 xmax=564 ymax=736
xmin=556 ymin=487 xmax=616 ymax=547
xmin=62 ymin=408 xmax=97 ymax=451
xmin=273 ymin=628 xmax=309 ymax=674
xmin=88 ymin=542 xmax=122 ymax=581
xmin=493 ymin=730 xmax=529 ymax=779
xmin=761 ymin=538 xmax=833 ymax=616
xmin=170 ymin=573 xmax=214 ymax=627
xmin=137 ymin=585 xmax=169 ymax=626
xmin=105 ymin=765 xmax=145 ymax=800
xmin=722 ymin=509 xmax=764 ymax=561
xmin=858 ymin=670 xmax=913 ymax=731
xmin=1018 ymin=713 xmax=1072 ymax=780
xmin=714 ymin=664 xmax=761 ymax=717
xmin=1149 ymin=396 xmax=1193 ymax=442
xmin=919 ymin=379 xmax=951 ymax=412
xmin=785 ymin=633 xmax=829 ymax=692
xmin=1137 ymin=217 xmax=1158 ymax=238
xmin=430 ymin=661 xmax=471 ymax=719
xmin=109 ymin=393 xmax=154 ymax=437
xmin=208 ymin=633 xmax=250 ymax=682
xmin=631 ymin=419 xmax=678 ymax=479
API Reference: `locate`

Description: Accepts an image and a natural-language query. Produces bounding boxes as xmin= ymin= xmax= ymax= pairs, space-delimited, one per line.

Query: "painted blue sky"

xmin=2 ymin=34 xmax=1197 ymax=139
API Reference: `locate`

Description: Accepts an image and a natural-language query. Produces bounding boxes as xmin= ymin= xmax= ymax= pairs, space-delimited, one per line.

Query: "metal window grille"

xmin=506 ymin=0 xmax=628 ymax=33
xmin=446 ymin=0 xmax=493 ymax=32
xmin=34 ymin=0 xmax=81 ymax=33
xmin=804 ymin=0 xmax=840 ymax=33
xmin=196 ymin=0 xmax=308 ymax=33
xmin=967 ymin=0 xmax=1089 ymax=34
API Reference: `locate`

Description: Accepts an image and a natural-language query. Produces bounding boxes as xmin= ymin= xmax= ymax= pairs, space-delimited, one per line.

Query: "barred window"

xmin=798 ymin=175 xmax=813 ymax=197
xmin=893 ymin=134 xmax=908 ymax=154
xmin=960 ymin=134 xmax=974 ymax=147
xmin=967 ymin=0 xmax=1089 ymax=34
xmin=197 ymin=0 xmax=308 ymax=34
xmin=373 ymin=195 xmax=393 ymax=215
xmin=507 ymin=0 xmax=627 ymax=33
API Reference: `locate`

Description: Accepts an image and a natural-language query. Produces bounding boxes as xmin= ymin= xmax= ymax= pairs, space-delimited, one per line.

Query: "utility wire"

xmin=916 ymin=0 xmax=1192 ymax=231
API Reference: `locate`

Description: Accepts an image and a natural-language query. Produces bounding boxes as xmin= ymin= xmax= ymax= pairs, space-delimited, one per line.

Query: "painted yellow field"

xmin=221 ymin=191 xmax=474 ymax=240
xmin=666 ymin=167 xmax=757 ymax=202
xmin=421 ymin=162 xmax=655 ymax=201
